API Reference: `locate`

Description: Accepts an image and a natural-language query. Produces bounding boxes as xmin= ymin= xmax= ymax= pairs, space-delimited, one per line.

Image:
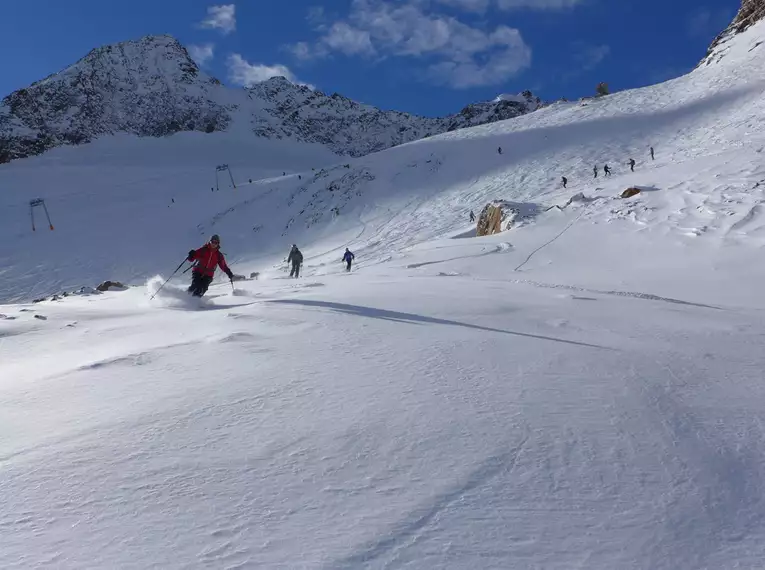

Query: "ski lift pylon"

xmin=30 ymin=198 xmax=54 ymax=231
xmin=215 ymin=164 xmax=236 ymax=191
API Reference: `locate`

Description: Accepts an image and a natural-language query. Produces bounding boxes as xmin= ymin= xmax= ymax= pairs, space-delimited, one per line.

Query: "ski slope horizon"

xmin=1 ymin=19 xmax=764 ymax=303
xmin=3 ymin=15 xmax=765 ymax=570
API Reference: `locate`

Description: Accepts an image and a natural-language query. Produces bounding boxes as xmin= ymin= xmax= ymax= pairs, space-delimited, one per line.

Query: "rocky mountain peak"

xmin=701 ymin=0 xmax=765 ymax=65
xmin=0 ymin=35 xmax=232 ymax=163
xmin=729 ymin=0 xmax=765 ymax=33
xmin=41 ymin=35 xmax=213 ymax=89
xmin=1 ymin=35 xmax=541 ymax=164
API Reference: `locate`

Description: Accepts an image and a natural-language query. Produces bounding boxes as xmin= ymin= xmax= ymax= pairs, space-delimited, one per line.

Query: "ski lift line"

xmin=29 ymin=198 xmax=54 ymax=231
xmin=215 ymin=164 xmax=237 ymax=191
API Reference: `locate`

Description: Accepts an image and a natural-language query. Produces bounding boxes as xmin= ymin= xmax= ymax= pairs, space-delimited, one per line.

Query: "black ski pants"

xmin=290 ymin=262 xmax=301 ymax=278
xmin=189 ymin=272 xmax=213 ymax=297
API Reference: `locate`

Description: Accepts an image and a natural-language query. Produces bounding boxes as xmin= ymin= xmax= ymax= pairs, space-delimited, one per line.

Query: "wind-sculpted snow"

xmin=3 ymin=10 xmax=765 ymax=569
xmin=2 ymin=258 xmax=765 ymax=569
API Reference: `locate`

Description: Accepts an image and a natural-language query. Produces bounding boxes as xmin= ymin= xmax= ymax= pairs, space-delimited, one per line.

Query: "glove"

xmin=226 ymin=269 xmax=234 ymax=280
xmin=187 ymin=249 xmax=196 ymax=261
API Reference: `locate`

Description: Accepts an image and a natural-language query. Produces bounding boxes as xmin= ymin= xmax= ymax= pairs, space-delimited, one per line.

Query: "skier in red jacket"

xmin=187 ymin=234 xmax=234 ymax=297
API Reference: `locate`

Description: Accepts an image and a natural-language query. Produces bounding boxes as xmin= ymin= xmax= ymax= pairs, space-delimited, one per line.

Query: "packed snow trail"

xmin=2 ymin=267 xmax=765 ymax=569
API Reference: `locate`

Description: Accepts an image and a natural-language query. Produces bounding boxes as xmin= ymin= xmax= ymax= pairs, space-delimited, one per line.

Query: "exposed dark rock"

xmin=0 ymin=35 xmax=543 ymax=163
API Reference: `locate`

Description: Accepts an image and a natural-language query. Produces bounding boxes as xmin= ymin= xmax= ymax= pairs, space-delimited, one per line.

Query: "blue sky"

xmin=0 ymin=0 xmax=740 ymax=117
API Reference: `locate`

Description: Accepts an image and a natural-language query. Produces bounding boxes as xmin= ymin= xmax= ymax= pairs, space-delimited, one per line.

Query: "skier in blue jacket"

xmin=342 ymin=248 xmax=355 ymax=272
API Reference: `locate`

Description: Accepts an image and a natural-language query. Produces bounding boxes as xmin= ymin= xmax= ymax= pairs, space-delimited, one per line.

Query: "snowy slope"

xmin=3 ymin=8 xmax=765 ymax=570
xmin=0 ymin=35 xmax=540 ymax=163
xmin=0 ymin=132 xmax=338 ymax=302
xmin=3 ymin=15 xmax=764 ymax=304
xmin=2 ymin=261 xmax=765 ymax=570
xmin=0 ymin=36 xmax=239 ymax=161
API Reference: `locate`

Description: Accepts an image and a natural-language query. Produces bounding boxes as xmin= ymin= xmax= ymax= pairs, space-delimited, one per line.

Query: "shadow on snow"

xmin=268 ymin=299 xmax=612 ymax=350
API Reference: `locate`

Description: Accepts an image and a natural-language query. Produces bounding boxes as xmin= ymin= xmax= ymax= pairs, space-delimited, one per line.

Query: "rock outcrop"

xmin=701 ymin=0 xmax=765 ymax=65
xmin=247 ymin=80 xmax=542 ymax=157
xmin=621 ymin=188 xmax=641 ymax=199
xmin=0 ymin=35 xmax=543 ymax=164
xmin=0 ymin=36 xmax=232 ymax=164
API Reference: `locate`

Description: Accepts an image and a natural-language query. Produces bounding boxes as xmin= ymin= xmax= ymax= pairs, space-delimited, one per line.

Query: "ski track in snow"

xmin=3 ymin=18 xmax=765 ymax=570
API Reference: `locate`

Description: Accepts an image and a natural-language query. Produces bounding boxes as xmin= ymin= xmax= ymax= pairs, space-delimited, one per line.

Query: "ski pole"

xmin=150 ymin=258 xmax=188 ymax=300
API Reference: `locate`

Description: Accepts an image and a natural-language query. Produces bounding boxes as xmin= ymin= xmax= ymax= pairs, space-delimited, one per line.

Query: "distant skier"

xmin=650 ymin=146 xmax=655 ymax=160
xmin=343 ymin=248 xmax=355 ymax=272
xmin=593 ymin=166 xmax=598 ymax=178
xmin=604 ymin=164 xmax=612 ymax=176
xmin=497 ymin=146 xmax=503 ymax=155
xmin=186 ymin=234 xmax=234 ymax=297
xmin=562 ymin=176 xmax=568 ymax=188
xmin=469 ymin=210 xmax=476 ymax=222
xmin=287 ymin=244 xmax=303 ymax=278
xmin=628 ymin=158 xmax=636 ymax=172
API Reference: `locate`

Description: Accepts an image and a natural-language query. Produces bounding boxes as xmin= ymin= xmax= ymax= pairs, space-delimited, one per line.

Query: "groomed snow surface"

xmin=3 ymin=20 xmax=765 ymax=570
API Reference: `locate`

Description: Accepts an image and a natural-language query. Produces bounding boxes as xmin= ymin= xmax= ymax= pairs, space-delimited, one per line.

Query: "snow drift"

xmin=2 ymin=6 xmax=765 ymax=570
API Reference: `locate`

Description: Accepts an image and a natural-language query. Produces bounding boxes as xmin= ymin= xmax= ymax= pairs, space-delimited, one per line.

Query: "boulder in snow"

xmin=96 ymin=280 xmax=127 ymax=292
xmin=74 ymin=286 xmax=101 ymax=296
xmin=477 ymin=200 xmax=541 ymax=235
xmin=476 ymin=202 xmax=506 ymax=236
xmin=621 ymin=188 xmax=641 ymax=199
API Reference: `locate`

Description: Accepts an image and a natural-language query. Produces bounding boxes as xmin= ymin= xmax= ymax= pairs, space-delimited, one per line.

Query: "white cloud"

xmin=200 ymin=4 xmax=237 ymax=35
xmin=428 ymin=26 xmax=531 ymax=87
xmin=432 ymin=0 xmax=491 ymax=13
xmin=226 ymin=54 xmax=314 ymax=89
xmin=288 ymin=41 xmax=316 ymax=61
xmin=497 ymin=0 xmax=586 ymax=9
xmin=323 ymin=22 xmax=376 ymax=56
xmin=188 ymin=43 xmax=215 ymax=67
xmin=416 ymin=0 xmax=583 ymax=12
xmin=287 ymin=0 xmax=533 ymax=88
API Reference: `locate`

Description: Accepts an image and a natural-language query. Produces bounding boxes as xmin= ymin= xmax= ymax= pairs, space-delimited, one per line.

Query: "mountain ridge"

xmin=4 ymin=0 xmax=759 ymax=167
xmin=701 ymin=0 xmax=765 ymax=65
xmin=0 ymin=34 xmax=541 ymax=164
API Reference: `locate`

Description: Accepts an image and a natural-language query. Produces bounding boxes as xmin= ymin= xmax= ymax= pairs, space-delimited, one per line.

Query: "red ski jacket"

xmin=189 ymin=245 xmax=231 ymax=277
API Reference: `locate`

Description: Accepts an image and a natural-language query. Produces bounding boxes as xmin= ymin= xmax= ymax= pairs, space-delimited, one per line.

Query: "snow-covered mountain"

xmin=246 ymin=79 xmax=540 ymax=157
xmin=0 ymin=35 xmax=540 ymax=164
xmin=702 ymin=0 xmax=765 ymax=64
xmin=0 ymin=36 xmax=236 ymax=164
